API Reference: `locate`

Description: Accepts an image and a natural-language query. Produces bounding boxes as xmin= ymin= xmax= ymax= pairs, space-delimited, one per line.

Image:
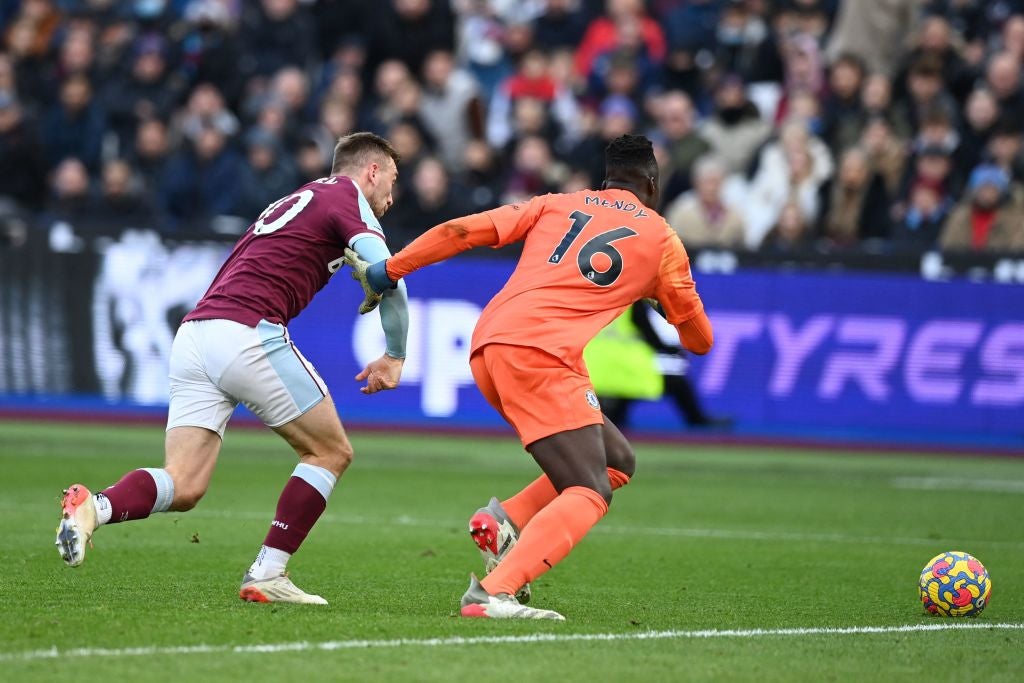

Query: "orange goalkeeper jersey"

xmin=470 ymin=189 xmax=704 ymax=374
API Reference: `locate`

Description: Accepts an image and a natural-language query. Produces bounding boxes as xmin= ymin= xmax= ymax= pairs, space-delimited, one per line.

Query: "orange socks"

xmin=501 ymin=468 xmax=630 ymax=531
xmin=480 ymin=486 xmax=609 ymax=596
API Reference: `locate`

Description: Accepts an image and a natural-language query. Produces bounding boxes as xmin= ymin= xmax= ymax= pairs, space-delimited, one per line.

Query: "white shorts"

xmin=167 ymin=319 xmax=328 ymax=436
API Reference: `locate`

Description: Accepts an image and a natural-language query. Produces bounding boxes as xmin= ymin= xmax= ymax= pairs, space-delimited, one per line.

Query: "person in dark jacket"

xmin=160 ymin=122 xmax=243 ymax=229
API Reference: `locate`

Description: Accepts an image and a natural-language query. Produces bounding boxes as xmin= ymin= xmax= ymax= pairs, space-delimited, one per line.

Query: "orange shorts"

xmin=470 ymin=343 xmax=604 ymax=447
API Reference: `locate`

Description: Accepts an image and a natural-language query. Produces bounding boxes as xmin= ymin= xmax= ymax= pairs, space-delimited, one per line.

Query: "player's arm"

xmin=348 ymin=234 xmax=408 ymax=394
xmin=650 ymin=230 xmax=713 ymax=355
xmin=347 ymin=197 xmax=547 ymax=295
xmin=386 ymin=212 xmax=501 ymax=282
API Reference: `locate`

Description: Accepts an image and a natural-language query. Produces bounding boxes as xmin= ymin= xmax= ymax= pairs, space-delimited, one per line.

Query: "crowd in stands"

xmin=2 ymin=0 xmax=1024 ymax=255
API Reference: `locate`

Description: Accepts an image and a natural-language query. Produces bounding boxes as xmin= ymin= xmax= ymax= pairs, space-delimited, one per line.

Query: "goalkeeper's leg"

xmin=498 ymin=415 xmax=634 ymax=531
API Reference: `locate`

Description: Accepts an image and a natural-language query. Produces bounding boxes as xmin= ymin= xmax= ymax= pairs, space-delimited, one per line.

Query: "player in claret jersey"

xmin=346 ymin=134 xmax=713 ymax=620
xmin=55 ymin=133 xmax=410 ymax=605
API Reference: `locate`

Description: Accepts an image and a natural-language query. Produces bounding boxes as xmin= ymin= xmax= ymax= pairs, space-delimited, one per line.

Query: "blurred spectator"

xmin=0 ymin=93 xmax=47 ymax=211
xmin=533 ymin=0 xmax=588 ymax=50
xmin=746 ymin=118 xmax=834 ymax=248
xmin=860 ymin=114 xmax=907 ymax=197
xmin=889 ymin=177 xmax=953 ymax=250
xmin=713 ymin=0 xmax=784 ymax=85
xmin=760 ymin=199 xmax=813 ymax=252
xmin=774 ymin=0 xmax=830 ymax=42
xmin=912 ymin=108 xmax=961 ymax=172
xmin=665 ymin=155 xmax=746 ymax=249
xmin=486 ymin=47 xmax=580 ymax=151
xmin=576 ymin=0 xmax=666 ymax=80
xmin=240 ymin=0 xmax=315 ymax=77
xmin=775 ymin=33 xmax=825 ymax=123
xmin=586 ymin=11 xmax=662 ymax=103
xmin=958 ymin=88 xmax=1000 ymax=172
xmin=130 ymin=117 xmax=171 ymax=196
xmin=895 ymin=15 xmax=972 ymax=100
xmin=46 ymin=157 xmax=92 ymax=223
xmin=161 ymin=122 xmax=243 ymax=228
xmin=891 ymin=54 xmax=957 ymax=135
xmin=320 ymin=66 xmax=370 ymax=129
xmin=700 ymin=74 xmax=772 ymax=175
xmin=368 ymin=60 xmax=432 ymax=140
xmin=386 ymin=118 xmax=432 ymax=182
xmin=454 ymin=0 xmax=513 ymax=99
xmin=419 ymin=49 xmax=484 ymax=172
xmin=179 ymin=0 xmax=245 ymax=107
xmin=92 ymin=158 xmax=154 ymax=228
xmin=826 ymin=0 xmax=922 ymax=77
xmin=818 ymin=146 xmax=891 ymax=248
xmin=235 ymin=128 xmax=298 ymax=220
xmin=986 ymin=120 xmax=1024 ymax=187
xmin=985 ymin=51 xmax=1024 ymax=123
xmin=664 ymin=0 xmax=718 ymax=55
xmin=293 ymin=135 xmax=331 ymax=184
xmin=311 ymin=98 xmax=354 ymax=151
xmin=105 ymin=34 xmax=182 ymax=150
xmin=821 ymin=53 xmax=865 ymax=154
xmin=894 ymin=143 xmax=957 ymax=222
xmin=242 ymin=66 xmax=311 ymax=149
xmin=501 ymin=134 xmax=567 ymax=203
xmin=998 ymin=13 xmax=1024 ymax=62
xmin=940 ymin=164 xmax=1024 ymax=252
xmin=652 ymin=90 xmax=710 ymax=203
xmin=570 ymin=95 xmax=637 ymax=187
xmin=387 ymin=156 xmax=470 ymax=248
xmin=309 ymin=0 xmax=368 ymax=60
xmin=42 ymin=73 xmax=106 ymax=171
xmin=52 ymin=21 xmax=98 ymax=87
xmin=177 ymin=82 xmax=239 ymax=143
xmin=4 ymin=0 xmax=61 ymax=60
xmin=366 ymin=0 xmax=455 ymax=76
xmin=459 ymin=138 xmax=503 ymax=213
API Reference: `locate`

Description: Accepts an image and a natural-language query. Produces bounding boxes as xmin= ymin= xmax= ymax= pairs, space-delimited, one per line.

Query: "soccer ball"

xmin=919 ymin=551 xmax=991 ymax=617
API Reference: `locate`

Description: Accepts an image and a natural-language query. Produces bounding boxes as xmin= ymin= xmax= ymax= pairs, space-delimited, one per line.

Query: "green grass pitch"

xmin=1 ymin=420 xmax=1022 ymax=682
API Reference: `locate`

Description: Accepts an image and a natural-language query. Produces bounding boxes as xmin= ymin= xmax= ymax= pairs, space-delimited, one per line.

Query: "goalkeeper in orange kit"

xmin=346 ymin=134 xmax=713 ymax=620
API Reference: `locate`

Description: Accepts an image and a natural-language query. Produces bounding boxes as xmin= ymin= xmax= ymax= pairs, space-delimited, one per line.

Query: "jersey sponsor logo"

xmin=585 ymin=389 xmax=601 ymax=410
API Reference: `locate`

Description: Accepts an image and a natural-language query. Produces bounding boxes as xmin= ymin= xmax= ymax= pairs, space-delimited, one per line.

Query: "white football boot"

xmin=239 ymin=573 xmax=328 ymax=605
xmin=55 ymin=484 xmax=98 ymax=567
xmin=459 ymin=575 xmax=564 ymax=620
xmin=468 ymin=497 xmax=531 ymax=603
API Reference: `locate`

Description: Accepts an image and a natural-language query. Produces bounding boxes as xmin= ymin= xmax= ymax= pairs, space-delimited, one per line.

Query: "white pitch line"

xmin=891 ymin=477 xmax=1024 ymax=494
xmin=3 ymin=623 xmax=1022 ymax=663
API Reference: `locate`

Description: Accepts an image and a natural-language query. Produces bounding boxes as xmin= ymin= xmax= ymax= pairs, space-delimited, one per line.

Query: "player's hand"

xmin=344 ymin=247 xmax=383 ymax=315
xmin=355 ymin=353 xmax=404 ymax=394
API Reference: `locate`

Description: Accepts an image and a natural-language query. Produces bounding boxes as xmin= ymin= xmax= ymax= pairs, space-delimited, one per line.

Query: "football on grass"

xmin=919 ymin=551 xmax=991 ymax=617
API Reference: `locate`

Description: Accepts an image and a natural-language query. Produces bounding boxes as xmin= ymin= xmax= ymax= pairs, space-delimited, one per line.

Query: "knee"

xmin=170 ymin=482 xmax=207 ymax=511
xmin=606 ymin=442 xmax=636 ymax=478
xmin=312 ymin=441 xmax=354 ymax=478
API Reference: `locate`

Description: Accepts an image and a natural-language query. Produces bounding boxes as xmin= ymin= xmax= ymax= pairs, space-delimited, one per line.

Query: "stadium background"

xmin=0 ymin=0 xmax=1022 ymax=451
